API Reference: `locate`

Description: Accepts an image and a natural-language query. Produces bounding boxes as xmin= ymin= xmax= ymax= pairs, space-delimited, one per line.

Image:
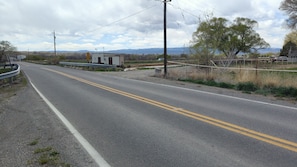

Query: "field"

xmin=164 ymin=61 xmax=297 ymax=98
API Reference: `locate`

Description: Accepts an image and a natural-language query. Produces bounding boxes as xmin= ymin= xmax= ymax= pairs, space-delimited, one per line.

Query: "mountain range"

xmin=101 ymin=47 xmax=281 ymax=55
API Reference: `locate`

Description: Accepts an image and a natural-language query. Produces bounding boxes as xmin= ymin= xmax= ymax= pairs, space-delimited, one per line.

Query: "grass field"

xmin=166 ymin=63 xmax=297 ymax=99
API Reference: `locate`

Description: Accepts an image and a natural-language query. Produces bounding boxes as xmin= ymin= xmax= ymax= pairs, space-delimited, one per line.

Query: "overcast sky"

xmin=0 ymin=0 xmax=290 ymax=51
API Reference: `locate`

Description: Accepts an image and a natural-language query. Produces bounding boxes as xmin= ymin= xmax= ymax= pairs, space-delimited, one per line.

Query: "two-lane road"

xmin=21 ymin=62 xmax=297 ymax=167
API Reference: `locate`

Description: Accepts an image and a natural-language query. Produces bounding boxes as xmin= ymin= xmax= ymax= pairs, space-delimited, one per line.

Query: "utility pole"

xmin=53 ymin=31 xmax=57 ymax=57
xmin=163 ymin=0 xmax=171 ymax=77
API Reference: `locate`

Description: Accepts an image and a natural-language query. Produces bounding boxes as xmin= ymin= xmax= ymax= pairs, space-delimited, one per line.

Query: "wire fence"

xmin=165 ymin=61 xmax=297 ymax=88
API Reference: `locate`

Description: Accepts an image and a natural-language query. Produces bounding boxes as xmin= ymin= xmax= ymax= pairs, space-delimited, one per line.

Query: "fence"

xmin=166 ymin=61 xmax=297 ymax=88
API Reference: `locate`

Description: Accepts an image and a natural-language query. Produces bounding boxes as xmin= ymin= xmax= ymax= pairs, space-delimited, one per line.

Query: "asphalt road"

xmin=20 ymin=62 xmax=297 ymax=167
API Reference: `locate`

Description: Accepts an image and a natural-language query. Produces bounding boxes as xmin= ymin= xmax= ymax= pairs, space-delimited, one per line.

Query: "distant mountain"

xmin=105 ymin=47 xmax=281 ymax=55
xmin=259 ymin=48 xmax=281 ymax=54
xmin=51 ymin=47 xmax=281 ymax=55
xmin=106 ymin=47 xmax=190 ymax=55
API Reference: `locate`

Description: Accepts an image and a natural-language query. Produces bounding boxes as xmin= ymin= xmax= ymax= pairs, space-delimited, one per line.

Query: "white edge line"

xmin=28 ymin=79 xmax=110 ymax=167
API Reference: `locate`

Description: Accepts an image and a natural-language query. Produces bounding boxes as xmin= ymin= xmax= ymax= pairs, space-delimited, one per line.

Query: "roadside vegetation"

xmin=27 ymin=138 xmax=71 ymax=167
xmin=0 ymin=71 xmax=27 ymax=103
xmin=0 ymin=68 xmax=12 ymax=74
xmin=168 ymin=64 xmax=297 ymax=99
xmin=177 ymin=9 xmax=297 ymax=100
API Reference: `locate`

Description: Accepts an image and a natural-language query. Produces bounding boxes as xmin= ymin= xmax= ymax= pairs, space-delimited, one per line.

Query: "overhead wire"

xmin=88 ymin=4 xmax=160 ymax=33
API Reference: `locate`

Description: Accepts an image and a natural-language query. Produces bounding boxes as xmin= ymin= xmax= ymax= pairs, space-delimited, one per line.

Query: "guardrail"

xmin=59 ymin=62 xmax=116 ymax=68
xmin=0 ymin=64 xmax=20 ymax=80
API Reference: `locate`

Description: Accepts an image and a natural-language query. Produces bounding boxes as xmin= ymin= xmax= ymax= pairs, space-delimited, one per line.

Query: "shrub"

xmin=218 ymin=82 xmax=235 ymax=89
xmin=236 ymin=82 xmax=258 ymax=92
xmin=204 ymin=80 xmax=217 ymax=86
xmin=270 ymin=86 xmax=297 ymax=97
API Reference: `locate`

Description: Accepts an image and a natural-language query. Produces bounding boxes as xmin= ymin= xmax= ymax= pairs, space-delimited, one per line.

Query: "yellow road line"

xmin=44 ymin=68 xmax=297 ymax=153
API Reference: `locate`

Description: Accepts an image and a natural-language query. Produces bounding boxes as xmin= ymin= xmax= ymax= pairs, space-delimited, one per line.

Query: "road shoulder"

xmin=0 ymin=83 xmax=97 ymax=167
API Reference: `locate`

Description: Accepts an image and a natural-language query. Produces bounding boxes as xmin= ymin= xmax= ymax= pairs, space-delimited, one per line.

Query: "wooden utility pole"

xmin=53 ymin=31 xmax=57 ymax=57
xmin=163 ymin=0 xmax=171 ymax=77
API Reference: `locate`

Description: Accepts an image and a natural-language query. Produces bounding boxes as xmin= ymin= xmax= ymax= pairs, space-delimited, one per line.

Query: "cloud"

xmin=0 ymin=0 xmax=289 ymax=51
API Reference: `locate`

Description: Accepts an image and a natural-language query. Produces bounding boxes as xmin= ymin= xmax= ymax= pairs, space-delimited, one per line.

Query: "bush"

xmin=270 ymin=86 xmax=297 ymax=97
xmin=204 ymin=80 xmax=217 ymax=86
xmin=236 ymin=82 xmax=258 ymax=92
xmin=218 ymin=82 xmax=235 ymax=89
xmin=178 ymin=79 xmax=234 ymax=89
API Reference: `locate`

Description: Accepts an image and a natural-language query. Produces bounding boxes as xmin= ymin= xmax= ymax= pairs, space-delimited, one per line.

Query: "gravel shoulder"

xmin=0 ymin=79 xmax=97 ymax=166
xmin=0 ymin=68 xmax=296 ymax=167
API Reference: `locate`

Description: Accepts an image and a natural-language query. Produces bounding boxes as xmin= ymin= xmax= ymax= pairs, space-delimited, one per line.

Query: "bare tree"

xmin=0 ymin=41 xmax=17 ymax=67
xmin=280 ymin=0 xmax=297 ymax=29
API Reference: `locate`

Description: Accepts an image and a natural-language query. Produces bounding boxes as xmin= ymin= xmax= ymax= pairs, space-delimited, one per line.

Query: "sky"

xmin=0 ymin=0 xmax=290 ymax=51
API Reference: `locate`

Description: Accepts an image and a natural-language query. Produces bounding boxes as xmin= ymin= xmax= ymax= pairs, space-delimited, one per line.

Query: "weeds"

xmin=236 ymin=82 xmax=258 ymax=92
xmin=27 ymin=138 xmax=71 ymax=166
xmin=171 ymin=66 xmax=297 ymax=99
xmin=269 ymin=86 xmax=297 ymax=98
xmin=28 ymin=138 xmax=40 ymax=146
xmin=179 ymin=79 xmax=235 ymax=89
xmin=178 ymin=77 xmax=297 ymax=98
xmin=34 ymin=146 xmax=52 ymax=154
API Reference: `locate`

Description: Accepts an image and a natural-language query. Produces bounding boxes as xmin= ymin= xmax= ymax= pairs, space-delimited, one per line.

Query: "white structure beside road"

xmin=91 ymin=53 xmax=124 ymax=66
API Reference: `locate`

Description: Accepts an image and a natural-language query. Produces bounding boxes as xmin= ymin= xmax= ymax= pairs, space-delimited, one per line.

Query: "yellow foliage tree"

xmin=284 ymin=30 xmax=297 ymax=45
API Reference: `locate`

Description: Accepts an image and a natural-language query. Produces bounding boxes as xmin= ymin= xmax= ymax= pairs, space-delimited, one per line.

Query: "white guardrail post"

xmin=0 ymin=64 xmax=21 ymax=82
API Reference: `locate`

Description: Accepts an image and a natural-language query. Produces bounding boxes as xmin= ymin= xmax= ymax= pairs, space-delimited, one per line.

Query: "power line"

xmin=89 ymin=4 xmax=159 ymax=33
xmin=168 ymin=3 xmax=200 ymax=20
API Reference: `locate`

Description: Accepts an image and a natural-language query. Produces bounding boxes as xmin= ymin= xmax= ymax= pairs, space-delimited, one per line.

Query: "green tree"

xmin=191 ymin=17 xmax=228 ymax=65
xmin=280 ymin=0 xmax=297 ymax=29
xmin=191 ymin=17 xmax=269 ymax=66
xmin=219 ymin=18 xmax=269 ymax=65
xmin=0 ymin=41 xmax=17 ymax=66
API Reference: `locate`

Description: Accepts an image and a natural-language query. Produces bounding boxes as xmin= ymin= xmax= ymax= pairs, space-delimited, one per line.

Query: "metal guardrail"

xmin=0 ymin=64 xmax=20 ymax=80
xmin=59 ymin=62 xmax=116 ymax=68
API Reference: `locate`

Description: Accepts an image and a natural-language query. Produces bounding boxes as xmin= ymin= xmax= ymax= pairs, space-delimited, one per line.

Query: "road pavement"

xmin=20 ymin=62 xmax=297 ymax=167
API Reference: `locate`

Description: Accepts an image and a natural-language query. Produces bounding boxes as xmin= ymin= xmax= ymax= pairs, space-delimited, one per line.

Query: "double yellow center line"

xmin=45 ymin=68 xmax=297 ymax=153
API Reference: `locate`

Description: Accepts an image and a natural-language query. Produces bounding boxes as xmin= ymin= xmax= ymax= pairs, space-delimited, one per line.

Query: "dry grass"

xmin=235 ymin=70 xmax=297 ymax=88
xmin=167 ymin=66 xmax=297 ymax=89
